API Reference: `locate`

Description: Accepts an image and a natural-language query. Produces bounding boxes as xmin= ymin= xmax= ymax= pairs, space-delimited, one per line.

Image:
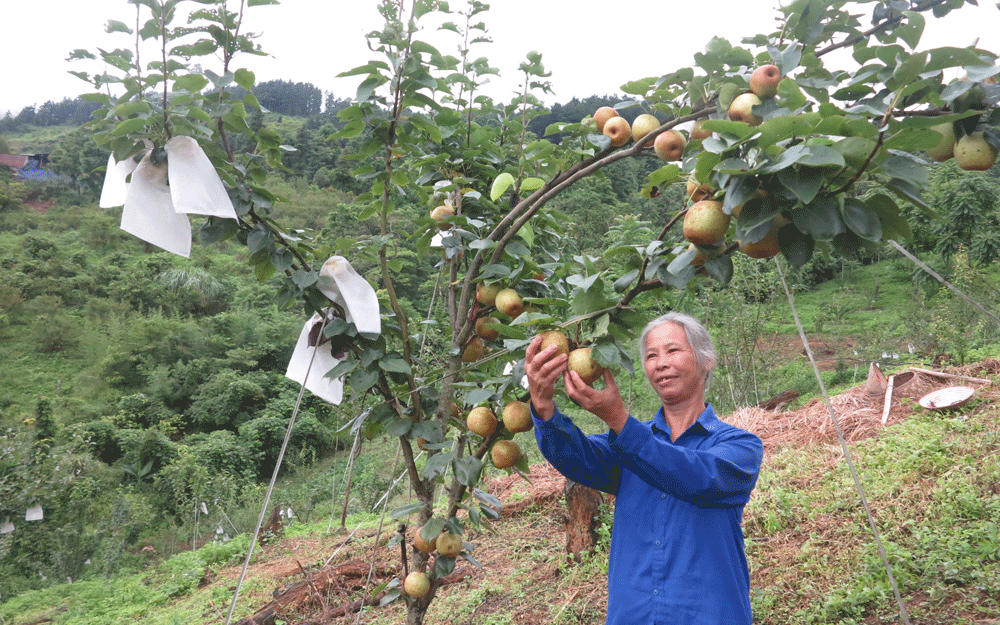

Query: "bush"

xmin=239 ymin=413 xmax=333 ymax=479
xmin=74 ymin=419 xmax=124 ymax=464
xmin=187 ymin=369 xmax=267 ymax=430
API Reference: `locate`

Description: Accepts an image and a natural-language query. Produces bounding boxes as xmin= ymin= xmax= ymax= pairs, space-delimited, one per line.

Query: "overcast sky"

xmin=3 ymin=0 xmax=1000 ymax=117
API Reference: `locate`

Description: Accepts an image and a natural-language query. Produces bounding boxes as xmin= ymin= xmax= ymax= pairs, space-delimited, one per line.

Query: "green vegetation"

xmin=2 ymin=0 xmax=1000 ymax=622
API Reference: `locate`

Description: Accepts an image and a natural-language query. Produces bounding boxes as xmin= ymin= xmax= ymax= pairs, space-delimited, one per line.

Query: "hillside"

xmin=4 ymin=358 xmax=998 ymax=625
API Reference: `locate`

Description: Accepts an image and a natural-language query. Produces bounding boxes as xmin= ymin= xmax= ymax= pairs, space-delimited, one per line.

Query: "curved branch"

xmin=815 ymin=0 xmax=948 ymax=58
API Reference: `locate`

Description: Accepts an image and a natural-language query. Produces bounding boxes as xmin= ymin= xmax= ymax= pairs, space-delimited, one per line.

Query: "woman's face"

xmin=643 ymin=322 xmax=709 ymax=407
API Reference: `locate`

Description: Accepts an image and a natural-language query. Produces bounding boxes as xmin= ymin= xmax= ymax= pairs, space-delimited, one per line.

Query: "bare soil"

xmin=213 ymin=359 xmax=1000 ymax=625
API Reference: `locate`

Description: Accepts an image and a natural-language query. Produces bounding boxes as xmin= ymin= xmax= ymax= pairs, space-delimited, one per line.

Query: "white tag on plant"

xmin=0 ymin=518 xmax=13 ymax=534
xmin=25 ymin=505 xmax=43 ymax=521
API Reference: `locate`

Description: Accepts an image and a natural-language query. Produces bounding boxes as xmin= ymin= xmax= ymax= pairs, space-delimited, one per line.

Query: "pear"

xmin=653 ymin=130 xmax=686 ymax=161
xmin=683 ymin=200 xmax=731 ymax=246
xmin=491 ymin=439 xmax=522 ymax=469
xmin=436 ymin=531 xmax=463 ymax=557
xmin=403 ymin=571 xmax=431 ymax=598
xmin=567 ymin=347 xmax=604 ymax=386
xmin=475 ymin=316 xmax=501 ymax=341
xmin=690 ymin=119 xmax=712 ymax=141
xmin=925 ymin=122 xmax=956 ymax=162
xmin=593 ymin=106 xmax=619 ymax=133
xmin=429 ymin=204 xmax=454 ymax=228
xmin=494 ymin=288 xmax=525 ymax=318
xmin=739 ymin=219 xmax=782 ymax=259
xmin=631 ymin=113 xmax=661 ymax=147
xmin=537 ymin=330 xmax=570 ymax=359
xmin=502 ymin=400 xmax=533 ymax=433
xmin=466 ymin=406 xmax=497 ymax=438
xmin=413 ymin=524 xmax=438 ymax=554
xmin=954 ymin=132 xmax=998 ymax=171
xmin=728 ymin=93 xmax=763 ymax=126
xmin=749 ymin=64 xmax=781 ymax=99
xmin=476 ymin=282 xmax=500 ymax=306
xmin=461 ymin=337 xmax=485 ymax=362
xmin=603 ymin=116 xmax=631 ymax=147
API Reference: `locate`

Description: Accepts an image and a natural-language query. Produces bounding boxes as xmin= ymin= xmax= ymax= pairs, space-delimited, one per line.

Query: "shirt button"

xmin=656 ymin=541 xmax=661 ymax=546
xmin=661 ymin=494 xmax=666 ymax=499
xmin=653 ymin=590 xmax=659 ymax=595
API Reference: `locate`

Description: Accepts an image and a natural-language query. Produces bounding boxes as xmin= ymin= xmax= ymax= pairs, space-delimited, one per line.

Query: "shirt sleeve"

xmin=531 ymin=403 xmax=623 ymax=495
xmin=610 ymin=416 xmax=763 ymax=507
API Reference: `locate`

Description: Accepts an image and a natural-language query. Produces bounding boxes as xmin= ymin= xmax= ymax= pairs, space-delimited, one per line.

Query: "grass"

xmin=4 ymin=395 xmax=998 ymax=624
xmin=4 ymin=124 xmax=77 ymax=153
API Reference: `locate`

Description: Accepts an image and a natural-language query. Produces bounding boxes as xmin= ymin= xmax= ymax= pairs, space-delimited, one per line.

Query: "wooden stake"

xmin=908 ymin=367 xmax=991 ymax=386
xmin=881 ymin=374 xmax=895 ymax=425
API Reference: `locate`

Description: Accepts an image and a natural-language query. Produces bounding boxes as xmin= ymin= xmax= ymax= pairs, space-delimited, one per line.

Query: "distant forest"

xmin=1 ymin=78 xmax=646 ymax=143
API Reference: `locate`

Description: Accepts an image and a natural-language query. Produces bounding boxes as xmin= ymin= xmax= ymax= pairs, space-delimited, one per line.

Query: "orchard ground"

xmin=9 ymin=356 xmax=994 ymax=625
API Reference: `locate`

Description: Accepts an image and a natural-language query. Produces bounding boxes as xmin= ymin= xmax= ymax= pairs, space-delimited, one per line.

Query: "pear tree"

xmin=71 ymin=0 xmax=1000 ymax=623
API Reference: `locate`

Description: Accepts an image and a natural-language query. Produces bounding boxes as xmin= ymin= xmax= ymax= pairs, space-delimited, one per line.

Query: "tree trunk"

xmin=563 ymin=479 xmax=604 ymax=562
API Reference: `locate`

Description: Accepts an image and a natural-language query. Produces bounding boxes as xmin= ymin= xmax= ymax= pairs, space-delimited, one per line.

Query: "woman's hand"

xmin=524 ymin=334 xmax=568 ymax=420
xmin=565 ymin=368 xmax=629 ymax=433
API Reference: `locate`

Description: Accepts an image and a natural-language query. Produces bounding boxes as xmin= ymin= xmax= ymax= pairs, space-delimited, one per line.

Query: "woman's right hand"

xmin=524 ymin=334 xmax=568 ymax=421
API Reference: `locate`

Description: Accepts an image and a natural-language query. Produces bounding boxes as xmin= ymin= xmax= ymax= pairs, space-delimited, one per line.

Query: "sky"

xmin=3 ymin=0 xmax=1000 ymax=117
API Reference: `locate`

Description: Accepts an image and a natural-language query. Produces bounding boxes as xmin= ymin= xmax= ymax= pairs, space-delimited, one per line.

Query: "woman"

xmin=526 ymin=312 xmax=764 ymax=624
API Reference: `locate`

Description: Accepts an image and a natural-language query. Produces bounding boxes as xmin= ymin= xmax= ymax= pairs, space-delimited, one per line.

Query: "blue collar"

xmin=651 ymin=403 xmax=720 ymax=438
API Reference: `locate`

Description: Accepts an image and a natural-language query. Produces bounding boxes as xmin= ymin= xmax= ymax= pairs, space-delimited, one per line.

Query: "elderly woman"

xmin=526 ymin=312 xmax=764 ymax=625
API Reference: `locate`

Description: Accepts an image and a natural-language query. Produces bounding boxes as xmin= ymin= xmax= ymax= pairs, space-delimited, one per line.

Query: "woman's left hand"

xmin=565 ymin=368 xmax=629 ymax=433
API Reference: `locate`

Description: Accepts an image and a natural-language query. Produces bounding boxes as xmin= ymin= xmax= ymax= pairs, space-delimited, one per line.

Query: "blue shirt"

xmin=533 ymin=403 xmax=763 ymax=625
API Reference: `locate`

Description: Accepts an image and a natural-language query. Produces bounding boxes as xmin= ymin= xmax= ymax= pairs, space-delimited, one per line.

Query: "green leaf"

xmin=379 ymin=357 xmax=412 ymax=375
xmin=391 ymin=502 xmax=424 ymax=519
xmin=385 ymin=417 xmax=413 ymax=437
xmin=778 ymin=225 xmax=814 ymax=268
xmin=776 ymin=78 xmax=807 ymax=109
xmin=234 ymin=68 xmax=255 ymax=90
xmin=614 ymin=269 xmax=640 ymax=292
xmin=885 ymin=178 xmax=935 ymax=216
xmin=463 ymin=390 xmax=494 ymax=410
xmin=420 ymin=517 xmax=446 ymax=541
xmin=778 ymin=166 xmax=826 ymax=204
xmin=173 ymin=74 xmax=209 ymax=93
xmin=868 ymin=193 xmax=913 ymax=241
xmin=106 ymin=20 xmax=132 ymax=34
xmin=701 ymin=119 xmax=753 ymax=137
xmin=841 ymin=198 xmax=883 ymax=241
xmin=454 ymin=457 xmax=483 ymax=488
xmin=113 ymin=99 xmax=152 ymax=117
xmin=878 ymin=154 xmax=927 ymax=187
xmin=703 ymin=254 xmax=733 ymax=285
xmin=757 ymin=113 xmax=821 ymax=148
xmin=797 ymin=145 xmax=845 ymax=168
xmin=520 ymin=177 xmax=544 ymax=192
xmin=832 ymin=137 xmax=878 ymax=168
xmin=518 ymin=222 xmax=535 ymax=248
xmin=325 ymin=359 xmax=358 ymax=380
xmin=348 ymin=368 xmax=378 ymax=393
xmin=490 ymin=172 xmax=515 ymax=201
xmin=791 ymin=197 xmax=846 ymax=241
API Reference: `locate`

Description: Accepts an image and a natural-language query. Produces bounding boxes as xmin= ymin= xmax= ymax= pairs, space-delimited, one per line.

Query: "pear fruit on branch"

xmin=954 ymin=132 xmax=998 ymax=171
xmin=593 ymin=106 xmax=619 ymax=132
xmin=491 ymin=439 xmax=522 ymax=469
xmin=403 ymin=571 xmax=431 ymax=598
xmin=466 ymin=406 xmax=498 ymax=438
xmin=728 ymin=92 xmax=763 ymax=126
xmin=749 ymin=64 xmax=781 ymax=99
xmin=503 ymin=400 xmax=533 ymax=433
xmin=603 ymin=116 xmax=632 ymax=147
xmin=567 ymin=347 xmax=604 ymax=386
xmin=631 ymin=113 xmax=661 ymax=148
xmin=683 ymin=200 xmax=731 ymax=246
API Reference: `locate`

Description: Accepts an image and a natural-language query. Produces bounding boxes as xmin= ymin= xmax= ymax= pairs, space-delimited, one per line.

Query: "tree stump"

xmin=563 ymin=479 xmax=604 ymax=563
xmin=258 ymin=505 xmax=285 ymax=545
